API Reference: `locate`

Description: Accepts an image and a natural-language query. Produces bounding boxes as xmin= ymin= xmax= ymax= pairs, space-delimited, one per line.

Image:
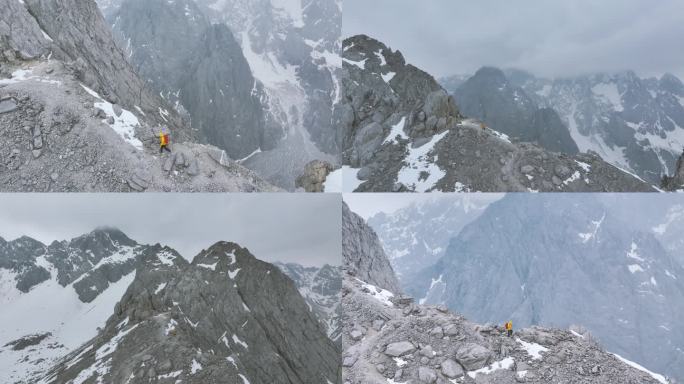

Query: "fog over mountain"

xmin=364 ymin=194 xmax=684 ymax=381
xmin=343 ymin=0 xmax=684 ymax=80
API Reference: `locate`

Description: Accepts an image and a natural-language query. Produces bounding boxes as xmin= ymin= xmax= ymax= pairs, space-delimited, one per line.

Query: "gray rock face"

xmin=274 ymin=262 xmax=342 ymax=344
xmin=342 ymin=202 xmax=402 ymax=293
xmin=0 ymin=1 xmax=278 ymax=192
xmin=107 ymin=0 xmax=274 ymax=160
xmin=99 ymin=0 xmax=342 ymax=190
xmin=506 ymin=69 xmax=684 ymax=185
xmin=342 ymin=211 xmax=671 ymax=383
xmin=450 ymin=67 xmax=579 ymax=154
xmin=337 ymin=35 xmax=657 ymax=192
xmin=409 ymin=194 xmax=684 ymax=381
xmin=662 ymin=150 xmax=684 ymax=191
xmin=366 ymin=196 xmax=491 ymax=283
xmin=38 ymin=241 xmax=340 ymax=384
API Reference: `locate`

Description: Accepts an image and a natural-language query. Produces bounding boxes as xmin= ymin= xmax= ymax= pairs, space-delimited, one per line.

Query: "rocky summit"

xmin=1 ymin=231 xmax=341 ymax=384
xmin=341 ymin=204 xmax=673 ymax=384
xmin=0 ymin=0 xmax=277 ymax=192
xmin=333 ymin=34 xmax=657 ymax=192
xmin=37 ymin=241 xmax=340 ymax=384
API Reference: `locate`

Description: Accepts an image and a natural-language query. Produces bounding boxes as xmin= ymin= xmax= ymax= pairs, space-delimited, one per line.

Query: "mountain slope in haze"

xmin=451 ymin=66 xmax=579 ymax=154
xmin=106 ymin=0 xmax=279 ymax=160
xmin=341 ymin=204 xmax=670 ymax=384
xmin=508 ymin=69 xmax=684 ymax=185
xmin=342 ymin=202 xmax=401 ymax=293
xmin=0 ymin=228 xmax=175 ymax=384
xmin=335 ymin=34 xmax=656 ymax=192
xmin=0 ymin=0 xmax=277 ymax=192
xmin=38 ymin=241 xmax=340 ymax=384
xmin=99 ymin=0 xmax=342 ymax=190
xmin=366 ymin=196 xmax=494 ymax=283
xmin=408 ymin=194 xmax=684 ymax=381
xmin=275 ymin=262 xmax=342 ymax=344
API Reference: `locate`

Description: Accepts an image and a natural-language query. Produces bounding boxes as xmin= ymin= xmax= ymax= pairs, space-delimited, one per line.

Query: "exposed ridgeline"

xmin=407 ymin=194 xmax=684 ymax=381
xmin=335 ymin=34 xmax=656 ymax=192
xmin=0 ymin=0 xmax=276 ymax=192
xmin=342 ymin=202 xmax=402 ymax=293
xmin=33 ymin=241 xmax=340 ymax=384
xmin=341 ymin=205 xmax=672 ymax=384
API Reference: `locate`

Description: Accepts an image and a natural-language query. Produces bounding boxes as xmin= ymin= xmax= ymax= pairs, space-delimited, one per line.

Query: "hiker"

xmin=159 ymin=129 xmax=171 ymax=154
xmin=480 ymin=122 xmax=487 ymax=131
xmin=505 ymin=321 xmax=513 ymax=337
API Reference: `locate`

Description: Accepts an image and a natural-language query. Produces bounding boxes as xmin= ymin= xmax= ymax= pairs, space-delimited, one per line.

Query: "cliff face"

xmin=342 ymin=202 xmax=402 ymax=293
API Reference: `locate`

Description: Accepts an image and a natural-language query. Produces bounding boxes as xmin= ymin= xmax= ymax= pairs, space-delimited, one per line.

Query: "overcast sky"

xmin=0 ymin=194 xmax=341 ymax=267
xmin=344 ymin=193 xmax=503 ymax=220
xmin=343 ymin=0 xmax=684 ymax=79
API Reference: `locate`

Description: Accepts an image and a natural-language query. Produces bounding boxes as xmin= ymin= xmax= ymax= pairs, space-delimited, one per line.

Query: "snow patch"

xmin=467 ymin=357 xmax=515 ymax=377
xmin=356 ymin=278 xmax=394 ymax=307
xmin=323 ymin=166 xmax=363 ymax=193
xmin=516 ymin=338 xmax=548 ymax=360
xmin=628 ymin=264 xmax=644 ymax=274
xmin=197 ymin=262 xmax=218 ymax=271
xmin=383 ymin=117 xmax=408 ymax=145
xmin=592 ymin=83 xmax=624 ymax=112
xmin=396 ymin=131 xmax=449 ymax=192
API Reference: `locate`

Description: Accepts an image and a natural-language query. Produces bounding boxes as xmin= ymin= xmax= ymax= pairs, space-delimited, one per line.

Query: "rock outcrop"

xmin=661 ymin=150 xmax=684 ymax=191
xmin=336 ymin=34 xmax=657 ymax=192
xmin=296 ymin=159 xmax=334 ymax=192
xmin=342 ymin=202 xmax=402 ymax=293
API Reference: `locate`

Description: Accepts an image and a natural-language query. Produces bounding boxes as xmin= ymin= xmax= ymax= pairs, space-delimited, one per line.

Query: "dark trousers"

xmin=160 ymin=145 xmax=171 ymax=153
xmin=507 ymin=330 xmax=513 ymax=337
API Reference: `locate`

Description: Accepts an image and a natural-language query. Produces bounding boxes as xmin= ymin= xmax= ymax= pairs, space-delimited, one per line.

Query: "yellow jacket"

xmin=159 ymin=132 xmax=169 ymax=147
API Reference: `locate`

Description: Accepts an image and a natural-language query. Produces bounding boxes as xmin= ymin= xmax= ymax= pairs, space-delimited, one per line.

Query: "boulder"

xmin=441 ymin=358 xmax=464 ymax=378
xmin=385 ymin=341 xmax=416 ymax=357
xmin=455 ymin=343 xmax=492 ymax=370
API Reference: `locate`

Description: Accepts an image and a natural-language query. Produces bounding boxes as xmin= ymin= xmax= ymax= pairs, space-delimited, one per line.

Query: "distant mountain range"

xmin=442 ymin=67 xmax=684 ymax=185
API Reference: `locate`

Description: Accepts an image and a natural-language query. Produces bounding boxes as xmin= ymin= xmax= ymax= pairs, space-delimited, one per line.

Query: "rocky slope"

xmin=343 ymin=276 xmax=669 ymax=384
xmin=37 ymin=241 xmax=340 ymax=384
xmin=0 ymin=0 xmax=277 ymax=192
xmin=0 ymin=228 xmax=167 ymax=384
xmin=99 ymin=0 xmax=342 ymax=190
xmin=334 ymin=34 xmax=657 ymax=192
xmin=275 ymin=262 xmax=342 ymax=344
xmin=342 ymin=204 xmax=672 ymax=384
xmin=451 ymin=67 xmax=579 ymax=154
xmin=506 ymin=69 xmax=684 ymax=185
xmin=342 ymin=202 xmax=401 ymax=293
xmin=408 ymin=194 xmax=684 ymax=381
